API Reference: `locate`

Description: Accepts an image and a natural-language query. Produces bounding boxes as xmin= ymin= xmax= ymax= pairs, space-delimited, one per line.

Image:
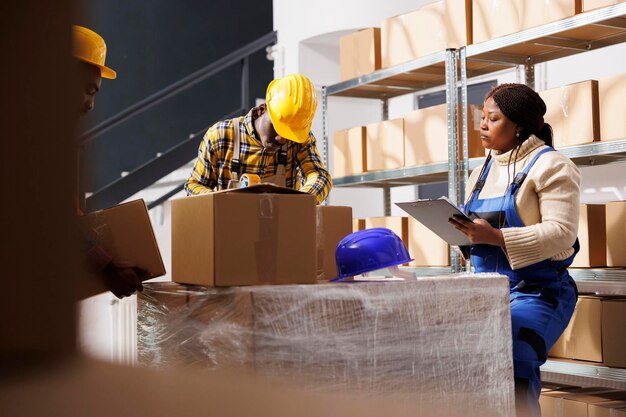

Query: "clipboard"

xmin=395 ymin=197 xmax=476 ymax=246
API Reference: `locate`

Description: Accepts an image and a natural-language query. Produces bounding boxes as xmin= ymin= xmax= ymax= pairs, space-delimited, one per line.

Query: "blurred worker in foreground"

xmin=184 ymin=73 xmax=332 ymax=204
xmin=73 ymin=25 xmax=147 ymax=298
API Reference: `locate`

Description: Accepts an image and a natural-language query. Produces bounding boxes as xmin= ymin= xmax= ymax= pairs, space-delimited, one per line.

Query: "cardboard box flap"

xmin=215 ymin=183 xmax=308 ymax=196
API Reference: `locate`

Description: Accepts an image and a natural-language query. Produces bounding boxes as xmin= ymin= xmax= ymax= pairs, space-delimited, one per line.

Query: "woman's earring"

xmin=516 ymin=131 xmax=520 ymax=138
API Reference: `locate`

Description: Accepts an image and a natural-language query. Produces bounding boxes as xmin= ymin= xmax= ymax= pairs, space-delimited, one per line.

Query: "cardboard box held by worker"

xmin=77 ymin=199 xmax=166 ymax=299
xmin=172 ymin=184 xmax=317 ymax=286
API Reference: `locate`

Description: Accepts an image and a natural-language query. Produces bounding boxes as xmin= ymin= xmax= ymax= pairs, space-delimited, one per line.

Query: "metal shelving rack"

xmin=323 ymin=3 xmax=626 ymax=388
xmin=458 ymin=3 xmax=626 ymax=389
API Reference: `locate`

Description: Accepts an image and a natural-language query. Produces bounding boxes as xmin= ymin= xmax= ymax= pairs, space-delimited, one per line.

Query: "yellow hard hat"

xmin=72 ymin=25 xmax=117 ymax=79
xmin=266 ymin=74 xmax=317 ymax=143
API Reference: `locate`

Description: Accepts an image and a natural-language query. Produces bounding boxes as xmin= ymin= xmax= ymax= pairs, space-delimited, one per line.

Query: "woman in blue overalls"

xmin=449 ymin=84 xmax=581 ymax=417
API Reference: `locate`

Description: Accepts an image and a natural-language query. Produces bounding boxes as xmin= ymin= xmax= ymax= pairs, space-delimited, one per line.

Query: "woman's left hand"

xmin=448 ymin=215 xmax=505 ymax=247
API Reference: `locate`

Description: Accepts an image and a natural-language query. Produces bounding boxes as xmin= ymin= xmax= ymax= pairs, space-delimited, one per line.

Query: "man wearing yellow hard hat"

xmin=184 ymin=74 xmax=333 ymax=204
xmin=73 ymin=25 xmax=147 ymax=299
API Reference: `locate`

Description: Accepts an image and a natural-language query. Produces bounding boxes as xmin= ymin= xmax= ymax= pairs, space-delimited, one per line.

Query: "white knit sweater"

xmin=465 ymin=135 xmax=581 ymax=270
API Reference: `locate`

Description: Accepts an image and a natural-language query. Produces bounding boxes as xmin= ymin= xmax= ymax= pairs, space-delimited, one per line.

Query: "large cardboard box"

xmin=473 ymin=0 xmax=581 ymax=44
xmin=404 ymin=104 xmax=483 ymax=166
xmin=583 ymin=0 xmax=626 ymax=12
xmin=606 ymin=201 xmax=626 ymax=267
xmin=333 ymin=126 xmax=366 ymax=178
xmin=549 ymin=296 xmax=603 ymax=362
xmin=78 ymin=199 xmax=166 ymax=299
xmin=601 ymin=299 xmax=626 ymax=368
xmin=598 ymin=72 xmax=626 ymax=142
xmin=589 ymin=400 xmax=626 ymax=417
xmin=408 ymin=217 xmax=450 ymax=267
xmin=353 ymin=218 xmax=366 ymax=233
xmin=539 ymin=80 xmax=600 ymax=149
xmin=316 ymin=206 xmax=353 ymax=281
xmin=546 ymin=391 xmax=626 ymax=417
xmin=364 ymin=216 xmax=409 ymax=250
xmin=571 ymin=204 xmax=606 ymax=268
xmin=365 ymin=119 xmax=404 ymax=171
xmin=339 ymin=28 xmax=381 ymax=81
xmin=381 ymin=0 xmax=472 ymax=68
xmin=171 ymin=184 xmax=317 ymax=286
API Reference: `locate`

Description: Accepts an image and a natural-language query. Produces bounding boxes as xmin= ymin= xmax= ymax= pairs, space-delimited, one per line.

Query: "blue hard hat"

xmin=335 ymin=228 xmax=413 ymax=279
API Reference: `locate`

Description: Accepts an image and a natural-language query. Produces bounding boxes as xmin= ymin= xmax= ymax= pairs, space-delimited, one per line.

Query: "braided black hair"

xmin=486 ymin=83 xmax=553 ymax=147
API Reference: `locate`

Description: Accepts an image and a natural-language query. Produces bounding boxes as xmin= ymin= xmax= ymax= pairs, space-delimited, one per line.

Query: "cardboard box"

xmin=171 ymin=184 xmax=317 ymax=286
xmin=339 ymin=28 xmax=381 ymax=81
xmin=404 ymin=104 xmax=483 ymax=166
xmin=316 ymin=206 xmax=353 ymax=281
xmin=333 ymin=126 xmax=366 ymax=178
xmin=78 ymin=199 xmax=166 ymax=299
xmin=473 ymin=0 xmax=581 ymax=44
xmin=381 ymin=0 xmax=472 ymax=68
xmin=551 ymin=391 xmax=626 ymax=417
xmin=549 ymin=296 xmax=603 ymax=362
xmin=598 ymin=72 xmax=626 ymax=142
xmin=589 ymin=400 xmax=626 ymax=417
xmin=606 ymin=201 xmax=626 ymax=267
xmin=366 ymin=118 xmax=404 ymax=171
xmin=539 ymin=80 xmax=600 ymax=149
xmin=540 ymin=387 xmax=618 ymax=417
xmin=364 ymin=217 xmax=409 ymax=250
xmin=408 ymin=217 xmax=450 ymax=267
xmin=353 ymin=218 xmax=366 ymax=232
xmin=601 ymin=299 xmax=626 ymax=368
xmin=571 ymin=204 xmax=606 ymax=268
xmin=583 ymin=0 xmax=626 ymax=12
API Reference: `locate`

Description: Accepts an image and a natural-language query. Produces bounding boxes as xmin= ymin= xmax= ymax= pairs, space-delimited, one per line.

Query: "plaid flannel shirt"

xmin=184 ymin=106 xmax=332 ymax=204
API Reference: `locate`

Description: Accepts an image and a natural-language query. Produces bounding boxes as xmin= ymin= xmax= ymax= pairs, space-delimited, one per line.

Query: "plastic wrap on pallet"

xmin=138 ymin=274 xmax=514 ymax=416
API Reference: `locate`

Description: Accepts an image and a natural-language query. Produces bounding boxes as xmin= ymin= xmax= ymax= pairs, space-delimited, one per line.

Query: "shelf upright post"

xmin=525 ymin=57 xmax=535 ymax=90
xmin=321 ymin=86 xmax=329 ymax=205
xmin=459 ymin=47 xmax=471 ymax=272
xmin=445 ymin=48 xmax=462 ymax=273
xmin=381 ymin=97 xmax=391 ymax=216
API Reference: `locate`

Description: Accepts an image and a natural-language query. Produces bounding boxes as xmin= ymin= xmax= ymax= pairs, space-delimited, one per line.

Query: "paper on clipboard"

xmin=396 ymin=197 xmax=475 ymax=246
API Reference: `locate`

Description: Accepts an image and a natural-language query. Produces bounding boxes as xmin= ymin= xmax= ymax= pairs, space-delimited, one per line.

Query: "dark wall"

xmin=78 ymin=0 xmax=273 ymax=192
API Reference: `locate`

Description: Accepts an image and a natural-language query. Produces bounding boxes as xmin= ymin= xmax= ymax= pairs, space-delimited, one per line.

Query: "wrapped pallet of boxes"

xmin=381 ymin=0 xmax=472 ymax=68
xmin=473 ymin=0 xmax=581 ymax=44
xmin=333 ymin=126 xmax=366 ymax=178
xmin=316 ymin=206 xmax=353 ymax=281
xmin=539 ymin=80 xmax=600 ymax=149
xmin=171 ymin=184 xmax=317 ymax=286
xmin=404 ymin=103 xmax=484 ymax=166
xmin=598 ymin=72 xmax=626 ymax=142
xmin=366 ymin=119 xmax=404 ymax=171
xmin=339 ymin=28 xmax=381 ymax=81
xmin=138 ymin=274 xmax=514 ymax=416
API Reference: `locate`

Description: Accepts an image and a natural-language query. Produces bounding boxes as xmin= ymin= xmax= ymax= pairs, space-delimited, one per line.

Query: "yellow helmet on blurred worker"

xmin=72 ymin=25 xmax=117 ymax=79
xmin=266 ymin=74 xmax=317 ymax=143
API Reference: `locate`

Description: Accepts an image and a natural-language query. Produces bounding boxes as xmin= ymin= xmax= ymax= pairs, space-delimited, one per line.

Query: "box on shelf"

xmin=339 ymin=27 xmax=381 ymax=81
xmin=404 ymin=104 xmax=483 ymax=166
xmin=364 ymin=216 xmax=409 ymax=252
xmin=543 ymin=389 xmax=626 ymax=417
xmin=601 ymin=299 xmax=626 ymax=368
xmin=598 ymin=72 xmax=626 ymax=142
xmin=171 ymin=184 xmax=317 ymax=287
xmin=78 ymin=199 xmax=166 ymax=299
xmin=316 ymin=206 xmax=353 ymax=281
xmin=583 ymin=0 xmax=626 ymax=12
xmin=381 ymin=0 xmax=472 ymax=68
xmin=549 ymin=296 xmax=603 ymax=362
xmin=365 ymin=118 xmax=404 ymax=171
xmin=571 ymin=204 xmax=606 ymax=268
xmin=588 ymin=400 xmax=626 ymax=417
xmin=606 ymin=201 xmax=626 ymax=267
xmin=333 ymin=126 xmax=366 ymax=178
xmin=539 ymin=387 xmax=619 ymax=417
xmin=539 ymin=80 xmax=600 ymax=149
xmin=473 ymin=0 xmax=581 ymax=44
xmin=408 ymin=217 xmax=450 ymax=267
xmin=353 ymin=218 xmax=366 ymax=233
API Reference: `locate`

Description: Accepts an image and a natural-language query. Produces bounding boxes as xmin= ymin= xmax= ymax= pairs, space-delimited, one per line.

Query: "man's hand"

xmin=448 ymin=215 xmax=505 ymax=248
xmin=102 ymin=261 xmax=149 ymax=299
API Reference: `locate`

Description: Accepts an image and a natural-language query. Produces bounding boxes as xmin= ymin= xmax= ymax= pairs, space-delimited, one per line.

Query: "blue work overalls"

xmin=465 ymin=148 xmax=578 ymax=417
